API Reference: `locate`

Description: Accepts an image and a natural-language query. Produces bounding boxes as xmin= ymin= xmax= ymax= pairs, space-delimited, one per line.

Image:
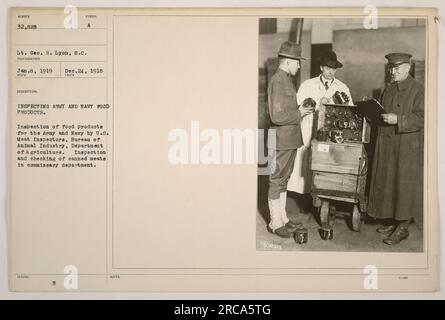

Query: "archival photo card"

xmin=7 ymin=7 xmax=438 ymax=292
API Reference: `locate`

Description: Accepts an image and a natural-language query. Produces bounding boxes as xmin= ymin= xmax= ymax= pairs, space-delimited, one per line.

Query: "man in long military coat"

xmin=368 ymin=53 xmax=424 ymax=245
xmin=267 ymin=41 xmax=313 ymax=238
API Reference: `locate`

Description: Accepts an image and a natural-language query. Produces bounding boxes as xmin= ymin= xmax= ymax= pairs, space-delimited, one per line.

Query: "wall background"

xmin=259 ymin=18 xmax=426 ymax=102
xmin=334 ymin=25 xmax=426 ymax=101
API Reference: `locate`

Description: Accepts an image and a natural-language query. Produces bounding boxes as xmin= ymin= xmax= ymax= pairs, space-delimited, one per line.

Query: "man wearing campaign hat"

xmin=266 ymin=41 xmax=314 ymax=238
xmin=288 ymin=50 xmax=353 ymax=196
xmin=368 ymin=53 xmax=424 ymax=245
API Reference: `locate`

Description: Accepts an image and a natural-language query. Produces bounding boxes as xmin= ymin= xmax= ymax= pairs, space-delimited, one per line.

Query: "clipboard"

xmin=356 ymin=99 xmax=387 ymax=122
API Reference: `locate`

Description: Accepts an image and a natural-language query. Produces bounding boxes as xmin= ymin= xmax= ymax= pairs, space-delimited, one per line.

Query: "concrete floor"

xmin=256 ymin=175 xmax=423 ymax=252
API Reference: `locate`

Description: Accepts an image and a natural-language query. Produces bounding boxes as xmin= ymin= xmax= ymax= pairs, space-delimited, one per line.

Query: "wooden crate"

xmin=311 ymin=140 xmax=367 ymax=175
xmin=317 ymin=104 xmax=371 ymax=143
xmin=312 ymin=171 xmax=366 ymax=196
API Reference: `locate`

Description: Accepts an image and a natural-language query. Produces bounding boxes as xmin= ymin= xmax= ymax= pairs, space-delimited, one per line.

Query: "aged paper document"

xmin=8 ymin=7 xmax=438 ymax=292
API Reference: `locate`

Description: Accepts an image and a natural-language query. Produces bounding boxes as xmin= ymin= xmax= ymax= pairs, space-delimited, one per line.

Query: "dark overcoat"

xmin=368 ymin=75 xmax=424 ymax=222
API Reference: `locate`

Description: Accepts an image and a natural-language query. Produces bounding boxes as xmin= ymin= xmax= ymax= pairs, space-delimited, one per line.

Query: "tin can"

xmin=332 ymin=91 xmax=345 ymax=105
xmin=317 ymin=129 xmax=329 ymax=141
xmin=294 ymin=228 xmax=308 ymax=244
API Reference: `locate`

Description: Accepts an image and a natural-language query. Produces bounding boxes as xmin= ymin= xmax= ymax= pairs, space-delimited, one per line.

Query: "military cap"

xmin=385 ymin=52 xmax=412 ymax=67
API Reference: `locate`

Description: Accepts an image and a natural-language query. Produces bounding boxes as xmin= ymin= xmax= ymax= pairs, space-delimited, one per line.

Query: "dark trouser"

xmin=268 ymin=148 xmax=297 ymax=200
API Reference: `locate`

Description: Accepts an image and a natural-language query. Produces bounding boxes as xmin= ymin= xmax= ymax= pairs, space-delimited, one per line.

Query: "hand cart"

xmin=310 ymin=140 xmax=368 ymax=232
xmin=309 ymin=96 xmax=372 ymax=232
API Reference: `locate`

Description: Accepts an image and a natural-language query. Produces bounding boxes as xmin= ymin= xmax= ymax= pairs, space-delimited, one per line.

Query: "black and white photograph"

xmin=3 ymin=4 xmax=440 ymax=295
xmin=257 ymin=17 xmax=426 ymax=252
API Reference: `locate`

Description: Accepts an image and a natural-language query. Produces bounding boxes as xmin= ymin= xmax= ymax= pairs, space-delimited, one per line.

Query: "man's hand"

xmin=381 ymin=113 xmax=398 ymax=125
xmin=299 ymin=105 xmax=314 ymax=118
xmin=300 ymin=98 xmax=315 ymax=118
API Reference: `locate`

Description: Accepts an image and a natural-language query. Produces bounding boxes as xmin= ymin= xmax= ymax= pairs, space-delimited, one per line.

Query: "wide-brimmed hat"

xmin=385 ymin=52 xmax=412 ymax=67
xmin=277 ymin=41 xmax=307 ymax=60
xmin=320 ymin=50 xmax=343 ymax=69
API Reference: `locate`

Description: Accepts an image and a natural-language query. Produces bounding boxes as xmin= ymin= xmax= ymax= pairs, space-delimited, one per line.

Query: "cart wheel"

xmin=320 ymin=200 xmax=330 ymax=228
xmin=352 ymin=205 xmax=362 ymax=232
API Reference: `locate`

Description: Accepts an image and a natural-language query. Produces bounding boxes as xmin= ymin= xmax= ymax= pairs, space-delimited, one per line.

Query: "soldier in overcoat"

xmin=368 ymin=52 xmax=424 ymax=245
